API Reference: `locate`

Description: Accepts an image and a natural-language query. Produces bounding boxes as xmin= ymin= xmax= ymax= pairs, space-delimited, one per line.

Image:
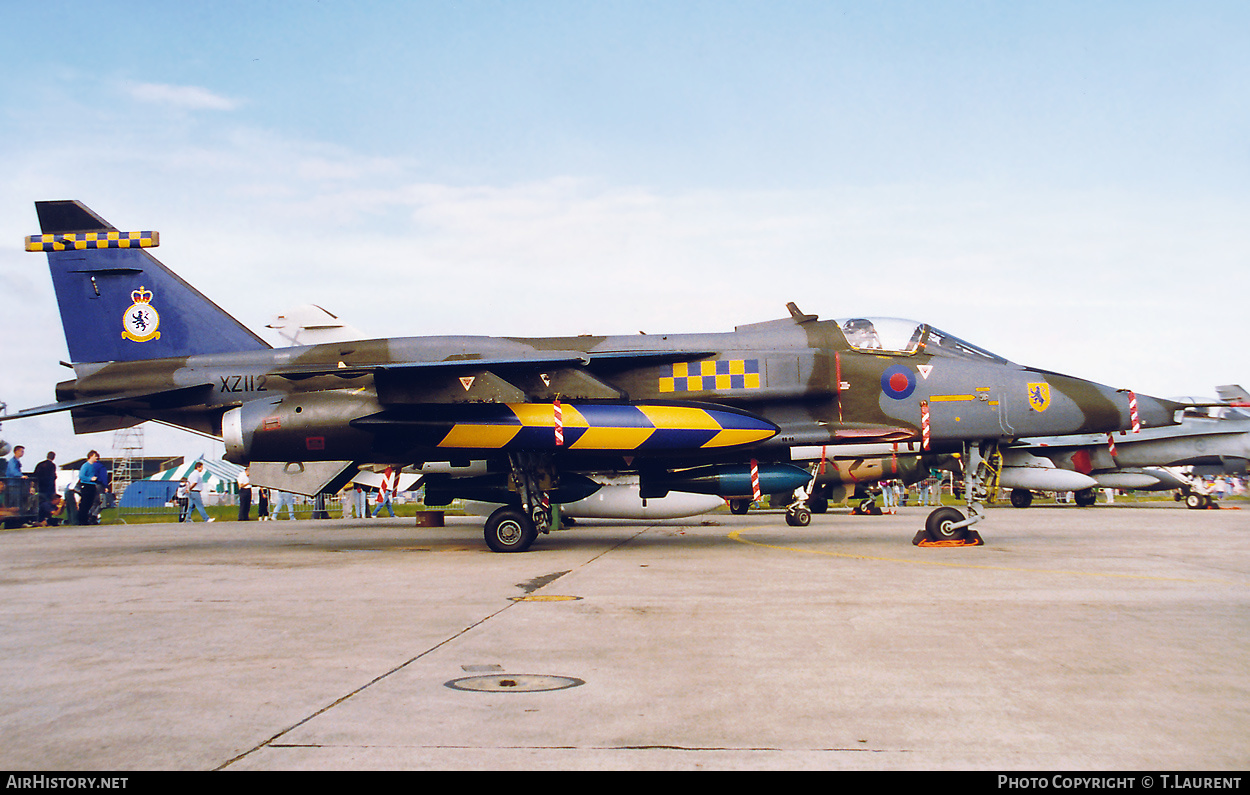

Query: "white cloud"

xmin=125 ymin=82 xmax=239 ymax=111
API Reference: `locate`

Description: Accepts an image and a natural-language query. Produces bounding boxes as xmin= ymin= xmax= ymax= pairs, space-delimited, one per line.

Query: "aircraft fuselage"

xmin=54 ymin=320 xmax=1176 ymax=469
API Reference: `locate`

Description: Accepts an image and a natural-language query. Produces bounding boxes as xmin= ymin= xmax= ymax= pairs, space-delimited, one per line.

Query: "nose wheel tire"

xmin=484 ymin=506 xmax=538 ymax=553
xmin=925 ymin=506 xmax=968 ymax=542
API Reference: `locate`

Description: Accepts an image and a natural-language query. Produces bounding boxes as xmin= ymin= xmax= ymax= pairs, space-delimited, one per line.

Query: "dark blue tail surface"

xmin=31 ymin=201 xmax=270 ymax=364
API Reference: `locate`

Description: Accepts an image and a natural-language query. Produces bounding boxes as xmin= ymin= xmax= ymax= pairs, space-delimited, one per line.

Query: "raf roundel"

xmin=880 ymin=364 xmax=916 ymax=400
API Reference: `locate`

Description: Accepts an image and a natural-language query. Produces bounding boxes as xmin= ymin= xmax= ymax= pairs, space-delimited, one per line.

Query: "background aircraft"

xmin=1000 ymin=385 xmax=1250 ymax=509
xmin=9 ymin=200 xmax=1183 ymax=551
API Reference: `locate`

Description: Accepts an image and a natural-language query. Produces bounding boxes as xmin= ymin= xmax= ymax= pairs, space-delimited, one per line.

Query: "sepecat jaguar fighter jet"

xmin=7 ymin=200 xmax=1183 ymax=551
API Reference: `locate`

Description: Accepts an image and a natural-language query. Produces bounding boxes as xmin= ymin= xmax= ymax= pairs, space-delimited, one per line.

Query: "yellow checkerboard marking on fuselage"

xmin=659 ymin=359 xmax=761 ymax=393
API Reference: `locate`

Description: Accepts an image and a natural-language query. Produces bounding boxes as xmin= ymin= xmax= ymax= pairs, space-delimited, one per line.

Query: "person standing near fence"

xmin=237 ymin=466 xmax=252 ymax=521
xmin=77 ymin=451 xmax=103 ymax=525
xmin=6 ymin=445 xmax=24 ymax=478
xmin=34 ymin=451 xmax=57 ymax=508
xmin=176 ymin=478 xmax=190 ymax=522
xmin=880 ymin=478 xmax=898 ymax=514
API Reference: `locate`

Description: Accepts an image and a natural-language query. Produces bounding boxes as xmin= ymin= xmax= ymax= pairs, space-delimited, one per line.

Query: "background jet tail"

xmin=29 ymin=200 xmax=270 ymax=364
xmin=1216 ymin=385 xmax=1249 ymax=406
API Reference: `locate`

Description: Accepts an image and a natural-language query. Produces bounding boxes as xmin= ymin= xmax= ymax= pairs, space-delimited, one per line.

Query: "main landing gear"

xmin=483 ymin=452 xmax=555 ymax=553
xmin=781 ymin=465 xmax=821 ymax=527
xmin=913 ymin=440 xmax=991 ymax=547
xmin=484 ymin=506 xmax=539 ymax=553
xmin=1178 ymin=487 xmax=1219 ymax=510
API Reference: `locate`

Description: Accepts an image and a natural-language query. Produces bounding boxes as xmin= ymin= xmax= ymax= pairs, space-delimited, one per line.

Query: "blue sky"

xmin=2 ymin=1 xmax=1248 ymax=461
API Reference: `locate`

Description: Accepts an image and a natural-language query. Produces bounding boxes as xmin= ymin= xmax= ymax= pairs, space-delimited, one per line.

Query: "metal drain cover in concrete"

xmin=445 ymin=674 xmax=585 ymax=693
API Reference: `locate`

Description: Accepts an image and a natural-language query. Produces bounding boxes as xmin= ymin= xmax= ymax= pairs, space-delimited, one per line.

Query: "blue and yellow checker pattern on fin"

xmin=436 ymin=402 xmax=775 ymax=451
xmin=25 ymin=231 xmax=160 ymax=252
xmin=659 ymin=359 xmax=760 ymax=393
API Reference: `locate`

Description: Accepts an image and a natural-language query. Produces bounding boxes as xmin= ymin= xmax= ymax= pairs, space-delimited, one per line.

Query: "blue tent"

xmin=119 ymin=480 xmax=180 ymax=509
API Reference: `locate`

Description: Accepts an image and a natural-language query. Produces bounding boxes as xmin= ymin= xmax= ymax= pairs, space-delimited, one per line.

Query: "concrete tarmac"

xmin=0 ymin=504 xmax=1245 ymax=771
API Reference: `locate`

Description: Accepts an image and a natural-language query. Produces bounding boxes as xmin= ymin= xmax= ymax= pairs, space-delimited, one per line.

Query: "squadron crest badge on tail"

xmin=122 ymin=286 xmax=161 ymax=343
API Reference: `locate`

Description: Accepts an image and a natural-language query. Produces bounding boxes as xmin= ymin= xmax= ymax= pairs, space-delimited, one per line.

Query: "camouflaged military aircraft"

xmin=8 ymin=200 xmax=1185 ymax=551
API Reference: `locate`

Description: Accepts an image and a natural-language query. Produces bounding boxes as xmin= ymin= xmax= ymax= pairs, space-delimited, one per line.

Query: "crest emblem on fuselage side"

xmin=1027 ymin=382 xmax=1051 ymax=412
xmin=121 ymin=286 xmax=161 ymax=343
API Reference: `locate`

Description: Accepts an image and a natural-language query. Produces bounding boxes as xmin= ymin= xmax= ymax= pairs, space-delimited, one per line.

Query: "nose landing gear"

xmin=913 ymin=441 xmax=991 ymax=547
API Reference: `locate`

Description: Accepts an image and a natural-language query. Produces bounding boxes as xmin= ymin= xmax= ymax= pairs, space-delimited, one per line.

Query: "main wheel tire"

xmin=1074 ymin=488 xmax=1097 ymax=507
xmin=484 ymin=506 xmax=538 ymax=553
xmin=729 ymin=498 xmax=751 ymax=515
xmin=786 ymin=507 xmax=811 ymax=527
xmin=1010 ymin=489 xmax=1034 ymax=509
xmin=1185 ymin=494 xmax=1204 ymax=510
xmin=925 ymin=506 xmax=967 ymax=542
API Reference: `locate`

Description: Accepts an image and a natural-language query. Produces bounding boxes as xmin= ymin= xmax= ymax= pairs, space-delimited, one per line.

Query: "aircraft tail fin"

xmin=1216 ymin=385 xmax=1249 ymax=406
xmin=27 ymin=201 xmax=270 ymax=364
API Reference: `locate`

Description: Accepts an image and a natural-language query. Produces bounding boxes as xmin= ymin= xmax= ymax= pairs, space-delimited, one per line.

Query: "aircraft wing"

xmin=265 ymin=349 xmax=718 ymax=380
xmin=267 ymin=351 xmax=592 ymax=380
xmin=268 ymin=349 xmax=723 ymax=404
xmin=4 ymin=383 xmax=214 ymax=420
xmin=6 ymin=349 xmax=726 ymax=427
xmin=1018 ymin=422 xmax=1250 ymax=451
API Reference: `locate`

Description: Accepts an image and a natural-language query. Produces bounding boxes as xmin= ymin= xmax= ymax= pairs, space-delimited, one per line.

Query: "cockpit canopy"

xmin=835 ymin=317 xmax=1008 ymax=364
